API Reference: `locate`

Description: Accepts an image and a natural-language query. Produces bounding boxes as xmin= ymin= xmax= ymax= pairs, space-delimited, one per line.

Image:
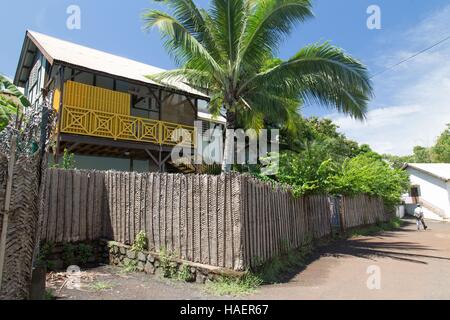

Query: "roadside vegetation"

xmin=347 ymin=217 xmax=404 ymax=237
xmin=90 ymin=281 xmax=114 ymax=292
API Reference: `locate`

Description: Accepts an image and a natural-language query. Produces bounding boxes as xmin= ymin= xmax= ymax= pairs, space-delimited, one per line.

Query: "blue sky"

xmin=2 ymin=0 xmax=450 ymax=155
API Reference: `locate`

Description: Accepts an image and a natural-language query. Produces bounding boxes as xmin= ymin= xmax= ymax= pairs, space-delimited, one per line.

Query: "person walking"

xmin=414 ymin=204 xmax=428 ymax=230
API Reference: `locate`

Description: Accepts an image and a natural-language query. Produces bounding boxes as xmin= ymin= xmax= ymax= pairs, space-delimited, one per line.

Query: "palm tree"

xmin=143 ymin=0 xmax=373 ymax=172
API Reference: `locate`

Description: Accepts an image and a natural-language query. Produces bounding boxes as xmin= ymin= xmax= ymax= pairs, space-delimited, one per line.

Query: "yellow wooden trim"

xmin=63 ymin=81 xmax=131 ymax=115
xmin=61 ymin=105 xmax=194 ymax=147
xmin=53 ymin=89 xmax=61 ymax=112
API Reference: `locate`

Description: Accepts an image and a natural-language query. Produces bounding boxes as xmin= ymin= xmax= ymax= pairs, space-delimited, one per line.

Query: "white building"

xmin=403 ymin=164 xmax=450 ymax=220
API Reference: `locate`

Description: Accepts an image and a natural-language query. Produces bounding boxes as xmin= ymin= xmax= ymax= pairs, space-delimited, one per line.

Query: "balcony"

xmin=61 ymin=105 xmax=195 ymax=146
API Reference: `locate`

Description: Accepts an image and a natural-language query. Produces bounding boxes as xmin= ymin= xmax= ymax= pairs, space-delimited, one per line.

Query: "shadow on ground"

xmin=273 ymin=219 xmax=450 ymax=284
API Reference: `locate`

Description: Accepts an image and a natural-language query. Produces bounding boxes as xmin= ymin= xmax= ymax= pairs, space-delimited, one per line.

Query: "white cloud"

xmin=331 ymin=5 xmax=450 ymax=156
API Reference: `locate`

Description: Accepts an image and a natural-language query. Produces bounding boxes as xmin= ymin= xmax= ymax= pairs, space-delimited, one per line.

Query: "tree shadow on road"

xmin=270 ymin=219 xmax=450 ymax=284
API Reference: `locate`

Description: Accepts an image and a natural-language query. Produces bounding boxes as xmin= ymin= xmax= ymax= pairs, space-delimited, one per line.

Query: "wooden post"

xmin=55 ymin=66 xmax=65 ymax=164
xmin=0 ymin=136 xmax=17 ymax=290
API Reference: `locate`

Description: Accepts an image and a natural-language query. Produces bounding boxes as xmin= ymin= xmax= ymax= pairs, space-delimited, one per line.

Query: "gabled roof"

xmin=404 ymin=163 xmax=450 ymax=182
xmin=14 ymin=30 xmax=208 ymax=99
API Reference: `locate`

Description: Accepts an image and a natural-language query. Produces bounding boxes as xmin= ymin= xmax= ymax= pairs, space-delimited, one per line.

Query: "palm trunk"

xmin=222 ymin=110 xmax=236 ymax=173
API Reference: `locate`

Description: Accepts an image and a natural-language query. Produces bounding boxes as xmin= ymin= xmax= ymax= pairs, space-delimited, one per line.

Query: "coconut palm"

xmin=143 ymin=0 xmax=373 ymax=171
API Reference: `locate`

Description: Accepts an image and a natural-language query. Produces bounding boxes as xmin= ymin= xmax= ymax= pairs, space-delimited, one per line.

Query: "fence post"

xmin=338 ymin=195 xmax=346 ymax=233
xmin=0 ymin=136 xmax=17 ymax=290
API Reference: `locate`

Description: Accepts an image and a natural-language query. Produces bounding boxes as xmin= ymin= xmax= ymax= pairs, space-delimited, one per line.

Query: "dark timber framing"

xmin=16 ymin=31 xmax=209 ymax=173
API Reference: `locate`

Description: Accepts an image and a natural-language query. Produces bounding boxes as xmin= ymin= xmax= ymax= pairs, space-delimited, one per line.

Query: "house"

xmin=14 ymin=30 xmax=224 ymax=173
xmin=402 ymin=163 xmax=450 ymax=220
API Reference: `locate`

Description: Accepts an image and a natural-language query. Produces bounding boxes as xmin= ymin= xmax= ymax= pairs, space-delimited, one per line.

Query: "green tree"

xmin=431 ymin=124 xmax=450 ymax=163
xmin=0 ymin=96 xmax=17 ymax=131
xmin=330 ymin=152 xmax=410 ymax=208
xmin=143 ymin=0 xmax=373 ymax=171
xmin=412 ymin=146 xmax=431 ymax=163
xmin=0 ymin=74 xmax=30 ymax=131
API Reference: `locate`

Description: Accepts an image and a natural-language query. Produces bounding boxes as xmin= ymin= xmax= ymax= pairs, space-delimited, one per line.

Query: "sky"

xmin=1 ymin=0 xmax=450 ymax=156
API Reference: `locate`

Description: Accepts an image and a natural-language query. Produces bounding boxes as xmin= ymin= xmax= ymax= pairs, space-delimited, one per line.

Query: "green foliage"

xmin=159 ymin=249 xmax=178 ymax=278
xmin=205 ymin=273 xmax=263 ymax=297
xmin=349 ymin=217 xmax=404 ymax=237
xmin=177 ymin=264 xmax=194 ymax=282
xmin=50 ymin=149 xmax=76 ymax=169
xmin=0 ymin=74 xmax=30 ymax=108
xmin=0 ymin=96 xmax=18 ymax=131
xmin=330 ymin=153 xmax=410 ymax=208
xmin=120 ymin=259 xmax=138 ymax=273
xmin=37 ymin=242 xmax=55 ymax=269
xmin=431 ymin=124 xmax=450 ymax=163
xmin=90 ymin=281 xmax=113 ymax=291
xmin=143 ymin=0 xmax=373 ymax=172
xmin=131 ymin=231 xmax=148 ymax=252
xmin=256 ymin=235 xmax=314 ymax=284
xmin=62 ymin=243 xmax=93 ymax=266
xmin=44 ymin=289 xmax=55 ymax=300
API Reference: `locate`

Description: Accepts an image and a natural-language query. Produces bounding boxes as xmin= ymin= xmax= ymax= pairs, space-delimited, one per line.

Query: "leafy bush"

xmin=131 ymin=231 xmax=148 ymax=252
xmin=329 ymin=153 xmax=410 ymax=207
xmin=62 ymin=243 xmax=93 ymax=266
xmin=120 ymin=259 xmax=138 ymax=273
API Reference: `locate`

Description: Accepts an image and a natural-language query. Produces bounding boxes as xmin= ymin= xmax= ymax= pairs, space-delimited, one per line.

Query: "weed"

xmin=37 ymin=242 xmax=54 ymax=269
xmin=350 ymin=217 xmax=404 ymax=237
xmin=44 ymin=289 xmax=55 ymax=300
xmin=120 ymin=259 xmax=138 ymax=273
xmin=159 ymin=249 xmax=178 ymax=278
xmin=78 ymin=243 xmax=93 ymax=265
xmin=205 ymin=273 xmax=262 ymax=297
xmin=131 ymin=231 xmax=148 ymax=252
xmin=62 ymin=243 xmax=76 ymax=266
xmin=62 ymin=243 xmax=93 ymax=266
xmin=177 ymin=264 xmax=194 ymax=282
xmin=90 ymin=281 xmax=113 ymax=291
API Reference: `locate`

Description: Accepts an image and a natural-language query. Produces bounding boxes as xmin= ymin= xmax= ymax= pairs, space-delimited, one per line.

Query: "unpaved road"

xmin=48 ymin=265 xmax=228 ymax=300
xmin=49 ymin=219 xmax=450 ymax=300
xmin=250 ymin=219 xmax=450 ymax=300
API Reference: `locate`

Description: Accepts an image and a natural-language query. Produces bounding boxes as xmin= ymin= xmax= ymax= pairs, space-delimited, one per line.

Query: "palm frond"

xmin=243 ymin=43 xmax=373 ymax=119
xmin=237 ymin=0 xmax=313 ymax=72
xmin=142 ymin=10 xmax=223 ymax=76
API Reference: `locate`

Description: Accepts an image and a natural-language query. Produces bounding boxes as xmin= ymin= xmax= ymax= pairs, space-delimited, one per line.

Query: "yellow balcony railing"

xmin=61 ymin=105 xmax=195 ymax=146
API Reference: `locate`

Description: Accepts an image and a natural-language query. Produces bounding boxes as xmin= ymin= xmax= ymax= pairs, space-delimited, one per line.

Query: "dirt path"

xmin=48 ymin=219 xmax=450 ymax=300
xmin=47 ymin=265 xmax=229 ymax=300
xmin=250 ymin=219 xmax=450 ymax=300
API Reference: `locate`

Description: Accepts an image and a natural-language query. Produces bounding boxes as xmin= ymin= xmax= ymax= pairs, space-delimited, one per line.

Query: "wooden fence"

xmin=241 ymin=177 xmax=331 ymax=268
xmin=340 ymin=194 xmax=386 ymax=230
xmin=40 ymin=169 xmax=386 ymax=271
xmin=0 ymin=153 xmax=41 ymax=300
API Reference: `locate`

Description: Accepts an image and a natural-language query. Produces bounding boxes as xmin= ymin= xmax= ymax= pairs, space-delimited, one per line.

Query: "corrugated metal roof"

xmin=406 ymin=163 xmax=450 ymax=181
xmin=26 ymin=30 xmax=209 ymax=99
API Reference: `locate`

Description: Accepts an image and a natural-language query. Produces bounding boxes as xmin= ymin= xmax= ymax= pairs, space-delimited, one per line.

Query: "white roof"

xmin=27 ymin=30 xmax=208 ymax=99
xmin=406 ymin=163 xmax=450 ymax=181
xmin=197 ymin=111 xmax=226 ymax=124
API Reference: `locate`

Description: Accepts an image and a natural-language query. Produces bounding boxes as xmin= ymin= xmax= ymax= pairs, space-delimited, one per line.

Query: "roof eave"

xmin=405 ymin=164 xmax=449 ymax=183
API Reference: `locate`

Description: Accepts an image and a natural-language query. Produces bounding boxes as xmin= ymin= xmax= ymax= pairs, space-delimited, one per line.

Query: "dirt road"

xmin=250 ymin=219 xmax=450 ymax=300
xmin=49 ymin=219 xmax=450 ymax=300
